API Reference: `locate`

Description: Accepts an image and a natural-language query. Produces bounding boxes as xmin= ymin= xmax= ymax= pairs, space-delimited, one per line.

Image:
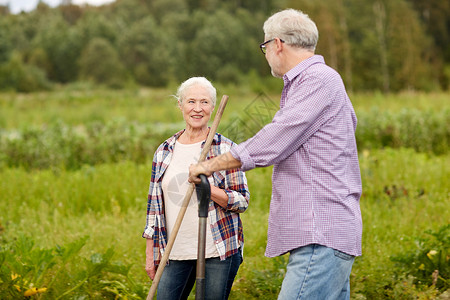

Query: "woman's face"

xmin=179 ymin=85 xmax=214 ymax=131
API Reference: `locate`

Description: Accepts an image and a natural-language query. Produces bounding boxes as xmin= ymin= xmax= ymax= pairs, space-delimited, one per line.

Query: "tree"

xmin=32 ymin=13 xmax=83 ymax=83
xmin=118 ymin=16 xmax=171 ymax=86
xmin=59 ymin=4 xmax=84 ymax=25
xmin=28 ymin=47 xmax=52 ymax=77
xmin=286 ymin=0 xmax=355 ymax=89
xmin=0 ymin=19 xmax=12 ymax=63
xmin=0 ymin=52 xmax=51 ymax=92
xmin=78 ymin=38 xmax=127 ymax=88
xmin=189 ymin=9 xmax=256 ymax=82
xmin=75 ymin=12 xmax=118 ymax=47
xmin=0 ymin=0 xmax=445 ymax=91
xmin=0 ymin=4 xmax=9 ymax=16
xmin=373 ymin=0 xmax=390 ymax=93
xmin=387 ymin=0 xmax=435 ymax=91
xmin=407 ymin=0 xmax=450 ymax=89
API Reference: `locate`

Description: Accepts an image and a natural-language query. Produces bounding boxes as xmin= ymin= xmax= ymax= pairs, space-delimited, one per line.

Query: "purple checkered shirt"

xmin=230 ymin=55 xmax=362 ymax=257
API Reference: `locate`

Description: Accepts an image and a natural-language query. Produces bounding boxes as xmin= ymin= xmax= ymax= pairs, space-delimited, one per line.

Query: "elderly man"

xmin=189 ymin=9 xmax=362 ymax=300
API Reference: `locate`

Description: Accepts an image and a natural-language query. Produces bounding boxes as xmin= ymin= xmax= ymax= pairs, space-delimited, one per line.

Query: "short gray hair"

xmin=175 ymin=77 xmax=217 ymax=106
xmin=263 ymin=9 xmax=318 ymax=51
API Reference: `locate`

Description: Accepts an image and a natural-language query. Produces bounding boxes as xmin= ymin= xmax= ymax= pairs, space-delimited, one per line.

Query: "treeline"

xmin=0 ymin=0 xmax=448 ymax=92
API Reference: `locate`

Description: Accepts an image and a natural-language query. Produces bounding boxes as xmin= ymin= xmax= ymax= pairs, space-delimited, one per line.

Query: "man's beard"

xmin=269 ymin=59 xmax=283 ymax=78
xmin=271 ymin=68 xmax=283 ymax=78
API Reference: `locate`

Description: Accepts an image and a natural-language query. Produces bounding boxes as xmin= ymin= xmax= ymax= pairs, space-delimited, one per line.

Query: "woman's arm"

xmin=210 ymin=185 xmax=229 ymax=208
xmin=209 ymin=162 xmax=250 ymax=213
xmin=145 ymin=238 xmax=156 ymax=280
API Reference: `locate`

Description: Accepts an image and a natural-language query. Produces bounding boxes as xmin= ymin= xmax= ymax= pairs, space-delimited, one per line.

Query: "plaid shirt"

xmin=143 ymin=129 xmax=250 ymax=266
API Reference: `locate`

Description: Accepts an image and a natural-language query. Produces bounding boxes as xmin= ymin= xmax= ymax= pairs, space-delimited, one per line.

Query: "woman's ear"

xmin=177 ymin=100 xmax=182 ymax=110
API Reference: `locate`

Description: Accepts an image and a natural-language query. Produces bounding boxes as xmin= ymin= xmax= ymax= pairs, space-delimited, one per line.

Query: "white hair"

xmin=263 ymin=9 xmax=319 ymax=51
xmin=175 ymin=77 xmax=217 ymax=106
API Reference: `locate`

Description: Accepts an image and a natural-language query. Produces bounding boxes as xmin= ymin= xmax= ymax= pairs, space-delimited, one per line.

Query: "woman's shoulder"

xmin=214 ymin=132 xmax=235 ymax=147
xmin=153 ymin=130 xmax=182 ymax=156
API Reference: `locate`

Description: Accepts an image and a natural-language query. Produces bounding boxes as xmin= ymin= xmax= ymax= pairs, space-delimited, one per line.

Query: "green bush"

xmin=390 ymin=224 xmax=449 ymax=292
xmin=1 ymin=107 xmax=449 ymax=170
xmin=0 ymin=120 xmax=173 ymax=170
xmin=0 ymin=53 xmax=51 ymax=93
xmin=0 ymin=235 xmax=146 ymax=299
xmin=356 ymin=108 xmax=450 ymax=155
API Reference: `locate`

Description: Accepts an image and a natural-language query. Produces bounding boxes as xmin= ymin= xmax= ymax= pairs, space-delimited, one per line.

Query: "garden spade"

xmin=194 ymin=174 xmax=211 ymax=300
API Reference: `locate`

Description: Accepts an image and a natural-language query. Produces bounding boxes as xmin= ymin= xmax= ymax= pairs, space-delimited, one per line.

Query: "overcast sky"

xmin=0 ymin=0 xmax=115 ymax=14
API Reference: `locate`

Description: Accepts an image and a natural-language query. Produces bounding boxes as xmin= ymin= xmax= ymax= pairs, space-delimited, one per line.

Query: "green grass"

xmin=1 ymin=89 xmax=448 ymax=171
xmin=1 ymin=149 xmax=448 ymax=299
xmin=350 ymin=91 xmax=450 ymax=113
xmin=1 ymin=87 xmax=448 ymax=129
xmin=232 ymin=148 xmax=450 ymax=299
xmin=0 ymin=88 xmax=449 ymax=299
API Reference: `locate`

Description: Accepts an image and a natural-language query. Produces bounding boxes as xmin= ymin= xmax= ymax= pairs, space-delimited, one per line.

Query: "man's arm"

xmin=189 ymin=152 xmax=242 ymax=184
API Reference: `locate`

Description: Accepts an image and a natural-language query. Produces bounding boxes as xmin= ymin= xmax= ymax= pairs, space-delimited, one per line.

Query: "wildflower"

xmin=418 ymin=263 xmax=425 ymax=270
xmin=427 ymin=250 xmax=438 ymax=259
xmin=24 ymin=287 xmax=38 ymax=297
xmin=11 ymin=273 xmax=20 ymax=280
xmin=24 ymin=287 xmax=47 ymax=297
xmin=362 ymin=149 xmax=370 ymax=158
xmin=14 ymin=285 xmax=21 ymax=292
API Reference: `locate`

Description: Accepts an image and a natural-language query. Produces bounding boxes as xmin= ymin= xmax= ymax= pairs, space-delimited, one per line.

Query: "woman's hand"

xmin=145 ymin=239 xmax=156 ymax=280
xmin=145 ymin=256 xmax=156 ymax=280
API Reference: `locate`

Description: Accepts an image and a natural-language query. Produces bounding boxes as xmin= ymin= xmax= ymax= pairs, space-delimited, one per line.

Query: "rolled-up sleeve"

xmin=230 ymin=145 xmax=255 ymax=172
xmin=222 ymin=167 xmax=250 ymax=213
xmin=142 ymin=148 xmax=163 ymax=239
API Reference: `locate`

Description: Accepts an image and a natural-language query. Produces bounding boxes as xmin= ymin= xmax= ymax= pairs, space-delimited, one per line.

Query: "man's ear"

xmin=275 ymin=38 xmax=284 ymax=54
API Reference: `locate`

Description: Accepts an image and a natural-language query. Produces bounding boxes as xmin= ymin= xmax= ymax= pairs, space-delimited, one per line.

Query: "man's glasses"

xmin=259 ymin=38 xmax=285 ymax=54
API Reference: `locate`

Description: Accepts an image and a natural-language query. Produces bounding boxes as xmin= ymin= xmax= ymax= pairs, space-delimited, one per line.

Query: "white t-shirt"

xmin=161 ymin=140 xmax=220 ymax=260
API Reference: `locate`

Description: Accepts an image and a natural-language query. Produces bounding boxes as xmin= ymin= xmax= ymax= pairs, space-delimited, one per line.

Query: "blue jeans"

xmin=278 ymin=244 xmax=355 ymax=300
xmin=157 ymin=251 xmax=242 ymax=300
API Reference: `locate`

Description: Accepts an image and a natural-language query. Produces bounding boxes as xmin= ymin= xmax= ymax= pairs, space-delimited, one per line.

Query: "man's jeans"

xmin=157 ymin=251 xmax=242 ymax=300
xmin=278 ymin=244 xmax=355 ymax=300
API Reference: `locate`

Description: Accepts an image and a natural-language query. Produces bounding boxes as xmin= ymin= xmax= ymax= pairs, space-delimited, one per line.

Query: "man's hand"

xmin=189 ymin=152 xmax=242 ymax=184
xmin=189 ymin=161 xmax=212 ymax=184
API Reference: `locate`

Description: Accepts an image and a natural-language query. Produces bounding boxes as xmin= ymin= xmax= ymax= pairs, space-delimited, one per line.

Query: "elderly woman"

xmin=143 ymin=77 xmax=250 ymax=300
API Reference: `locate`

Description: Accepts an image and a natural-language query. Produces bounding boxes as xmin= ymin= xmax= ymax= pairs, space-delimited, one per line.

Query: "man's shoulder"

xmin=300 ymin=59 xmax=343 ymax=87
xmin=304 ymin=55 xmax=338 ymax=74
xmin=288 ymin=55 xmax=338 ymax=82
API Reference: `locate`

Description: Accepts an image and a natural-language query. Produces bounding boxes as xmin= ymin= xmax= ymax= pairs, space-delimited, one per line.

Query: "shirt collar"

xmin=283 ymin=54 xmax=325 ymax=84
xmin=164 ymin=128 xmax=218 ymax=149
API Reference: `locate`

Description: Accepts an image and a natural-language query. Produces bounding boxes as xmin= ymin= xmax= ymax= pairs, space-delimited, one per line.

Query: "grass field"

xmin=1 ymin=84 xmax=448 ymax=129
xmin=0 ymin=87 xmax=449 ymax=299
